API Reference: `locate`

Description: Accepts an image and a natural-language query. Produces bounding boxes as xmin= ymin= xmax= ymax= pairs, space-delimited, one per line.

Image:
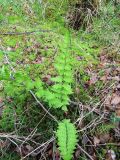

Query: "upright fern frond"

xmin=34 ymin=33 xmax=74 ymax=110
xmin=56 ymin=119 xmax=78 ymax=160
xmin=45 ymin=34 xmax=73 ymax=110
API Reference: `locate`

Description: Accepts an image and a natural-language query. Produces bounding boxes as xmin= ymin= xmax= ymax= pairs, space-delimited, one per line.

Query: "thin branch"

xmin=30 ymin=90 xmax=58 ymax=123
xmin=85 ymin=143 xmax=120 ymax=147
xmin=0 ymin=29 xmax=52 ymax=36
xmin=77 ymin=144 xmax=94 ymax=160
xmin=21 ymin=137 xmax=55 ymax=160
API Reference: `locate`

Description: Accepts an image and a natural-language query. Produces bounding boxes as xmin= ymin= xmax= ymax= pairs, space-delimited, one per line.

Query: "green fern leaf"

xmin=56 ymin=119 xmax=78 ymax=160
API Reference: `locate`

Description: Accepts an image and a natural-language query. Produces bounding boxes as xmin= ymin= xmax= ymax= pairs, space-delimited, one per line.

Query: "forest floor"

xmin=0 ymin=1 xmax=120 ymax=160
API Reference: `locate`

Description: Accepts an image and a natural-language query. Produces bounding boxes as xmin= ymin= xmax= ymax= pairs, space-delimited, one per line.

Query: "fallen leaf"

xmin=107 ymin=76 xmax=120 ymax=81
xmin=93 ymin=137 xmax=100 ymax=146
xmin=100 ymin=75 xmax=107 ymax=81
xmin=104 ymin=95 xmax=112 ymax=107
xmin=111 ymin=94 xmax=120 ymax=105
xmin=99 ymin=134 xmax=110 ymax=144
xmin=100 ymin=54 xmax=107 ymax=62
xmin=89 ymin=74 xmax=98 ymax=85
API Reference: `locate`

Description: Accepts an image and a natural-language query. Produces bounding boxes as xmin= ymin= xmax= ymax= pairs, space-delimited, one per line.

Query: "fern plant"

xmin=45 ymin=51 xmax=73 ymax=111
xmin=35 ymin=34 xmax=78 ymax=159
xmin=40 ymin=34 xmax=73 ymax=111
xmin=0 ymin=33 xmax=78 ymax=159
xmin=56 ymin=119 xmax=78 ymax=160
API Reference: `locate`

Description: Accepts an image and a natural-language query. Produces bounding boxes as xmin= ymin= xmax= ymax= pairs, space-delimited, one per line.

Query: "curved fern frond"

xmin=56 ymin=119 xmax=78 ymax=160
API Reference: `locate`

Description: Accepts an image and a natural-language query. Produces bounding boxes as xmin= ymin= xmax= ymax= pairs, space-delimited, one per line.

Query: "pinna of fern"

xmin=56 ymin=119 xmax=78 ymax=160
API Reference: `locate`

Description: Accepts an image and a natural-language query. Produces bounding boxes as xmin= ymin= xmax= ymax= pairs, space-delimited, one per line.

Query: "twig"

xmin=0 ymin=133 xmax=26 ymax=141
xmin=30 ymin=90 xmax=58 ymax=123
xmin=85 ymin=143 xmax=120 ymax=147
xmin=0 ymin=29 xmax=52 ymax=36
xmin=77 ymin=144 xmax=94 ymax=160
xmin=21 ymin=137 xmax=55 ymax=160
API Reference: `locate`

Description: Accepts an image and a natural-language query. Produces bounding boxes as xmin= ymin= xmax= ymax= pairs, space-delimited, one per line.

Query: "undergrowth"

xmin=0 ymin=0 xmax=120 ymax=159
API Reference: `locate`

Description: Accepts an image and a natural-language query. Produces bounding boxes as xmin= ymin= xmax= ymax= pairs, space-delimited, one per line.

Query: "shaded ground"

xmin=0 ymin=1 xmax=120 ymax=160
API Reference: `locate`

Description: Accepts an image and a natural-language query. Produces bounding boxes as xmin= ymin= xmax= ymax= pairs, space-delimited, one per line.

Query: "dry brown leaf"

xmin=89 ymin=74 xmax=98 ymax=85
xmin=107 ymin=76 xmax=120 ymax=81
xmin=93 ymin=137 xmax=100 ymax=146
xmin=104 ymin=95 xmax=112 ymax=107
xmin=100 ymin=53 xmax=108 ymax=62
xmin=99 ymin=134 xmax=110 ymax=144
xmin=100 ymin=75 xmax=107 ymax=81
xmin=111 ymin=94 xmax=120 ymax=105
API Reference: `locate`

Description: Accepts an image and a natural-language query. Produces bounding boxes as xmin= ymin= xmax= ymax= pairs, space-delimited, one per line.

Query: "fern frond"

xmin=50 ymin=51 xmax=73 ymax=110
xmin=56 ymin=119 xmax=78 ymax=160
xmin=35 ymin=33 xmax=74 ymax=111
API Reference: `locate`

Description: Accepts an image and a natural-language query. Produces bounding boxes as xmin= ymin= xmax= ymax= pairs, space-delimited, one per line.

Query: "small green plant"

xmin=36 ymin=34 xmax=78 ymax=158
xmin=56 ymin=119 xmax=78 ymax=160
xmin=0 ymin=33 xmax=78 ymax=159
xmin=36 ymin=34 xmax=74 ymax=111
xmin=45 ymin=51 xmax=73 ymax=110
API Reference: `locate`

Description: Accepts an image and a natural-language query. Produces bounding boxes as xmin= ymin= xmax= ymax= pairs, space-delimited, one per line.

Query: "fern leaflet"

xmin=56 ymin=119 xmax=78 ymax=160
